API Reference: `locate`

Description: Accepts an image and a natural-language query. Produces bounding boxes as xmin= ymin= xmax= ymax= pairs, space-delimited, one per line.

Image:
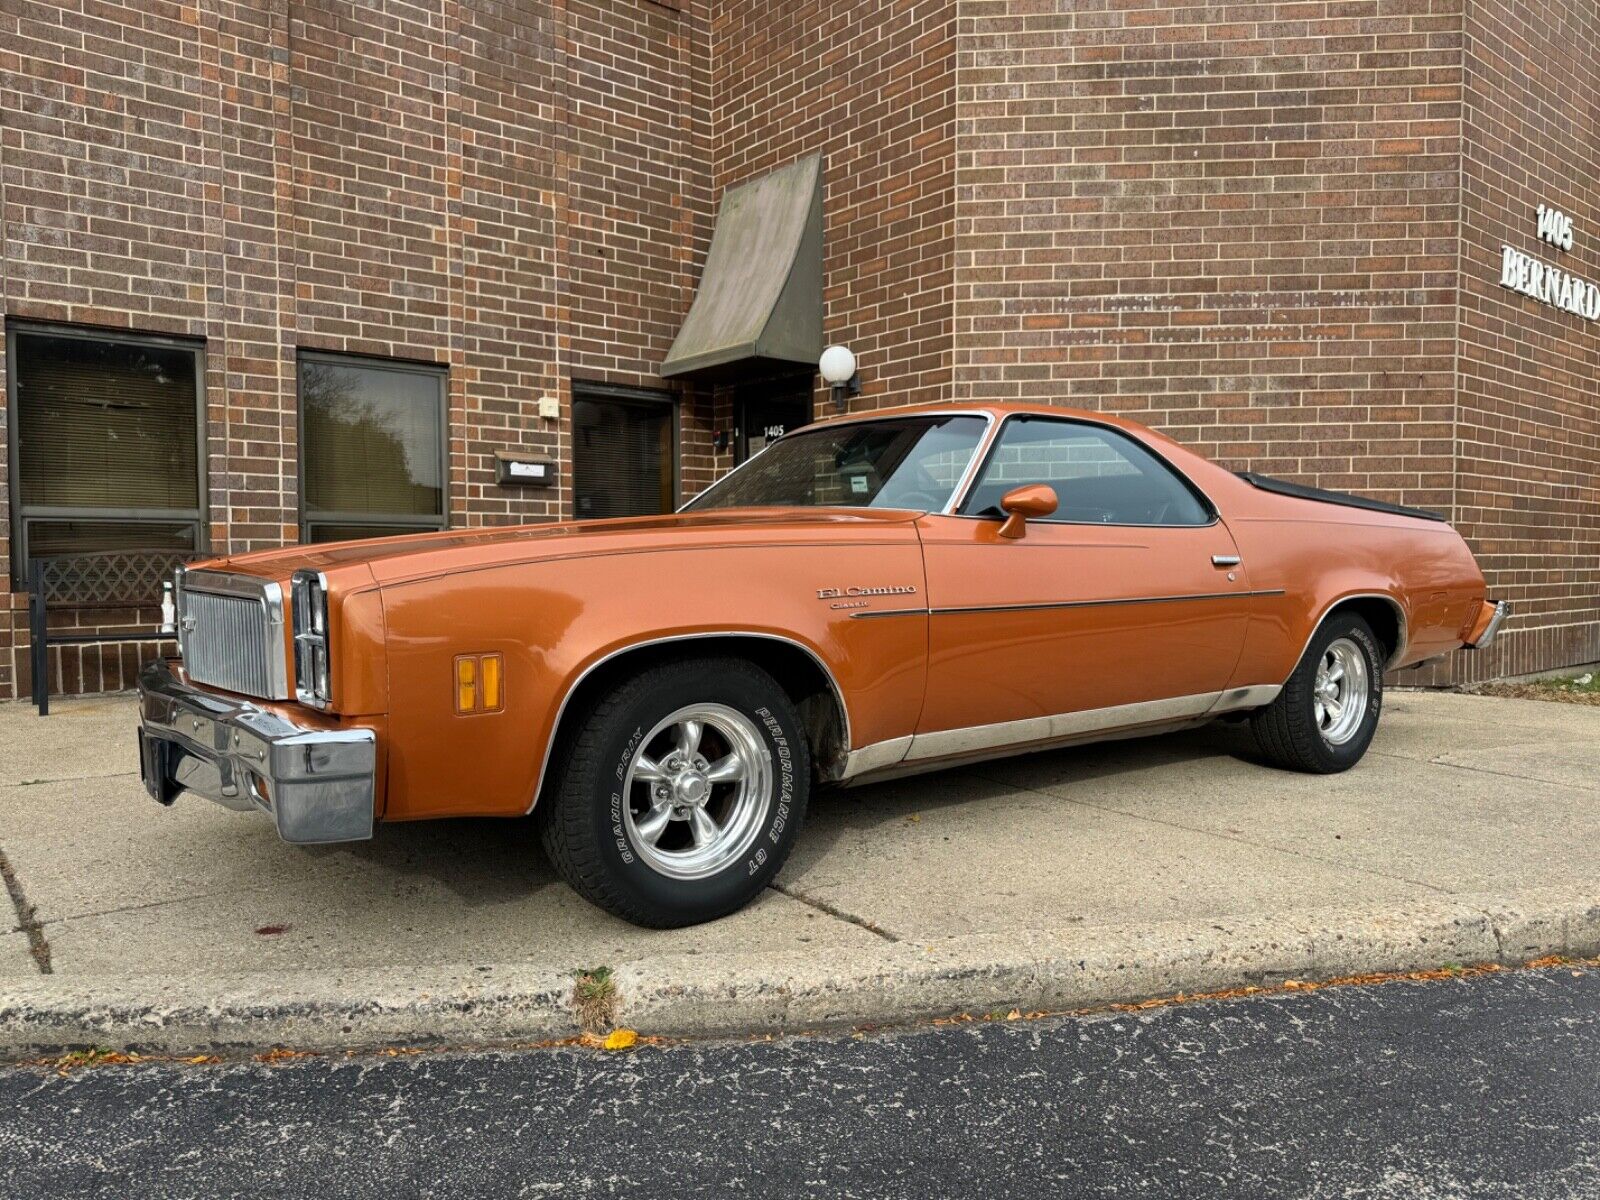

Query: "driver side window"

xmin=961 ymin=417 xmax=1212 ymax=526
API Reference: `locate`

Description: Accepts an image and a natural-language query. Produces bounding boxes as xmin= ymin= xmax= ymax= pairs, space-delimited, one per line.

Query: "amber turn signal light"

xmin=454 ymin=653 xmax=505 ymax=714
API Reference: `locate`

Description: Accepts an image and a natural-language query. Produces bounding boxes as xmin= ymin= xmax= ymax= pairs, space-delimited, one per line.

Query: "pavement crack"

xmin=768 ymin=881 xmax=901 ymax=943
xmin=6 ymin=771 xmax=140 ymax=788
xmin=0 ymin=845 xmax=53 ymax=974
xmin=1368 ymin=750 xmax=1600 ymax=793
xmin=36 ymin=884 xmax=279 ymax=927
xmin=1477 ymin=904 xmax=1509 ymax=963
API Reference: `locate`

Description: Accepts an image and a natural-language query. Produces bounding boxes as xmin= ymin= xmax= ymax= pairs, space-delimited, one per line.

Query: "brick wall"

xmin=952 ymin=0 xmax=1465 ymax=515
xmin=2 ymin=0 xmax=234 ymax=699
xmin=710 ymin=0 xmax=959 ymax=419
xmin=565 ymin=0 xmax=717 ymax=500
xmin=0 ymin=0 xmax=713 ymax=700
xmin=3 ymin=0 xmax=1597 ymax=701
xmin=1443 ymin=0 xmax=1600 ymax=683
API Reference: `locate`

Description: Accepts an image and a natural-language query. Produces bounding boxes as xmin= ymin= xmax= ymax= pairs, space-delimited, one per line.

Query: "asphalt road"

xmin=2 ymin=968 xmax=1597 ymax=1199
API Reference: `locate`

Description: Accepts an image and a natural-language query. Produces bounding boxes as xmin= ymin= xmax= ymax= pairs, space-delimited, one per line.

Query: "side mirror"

xmin=997 ymin=484 xmax=1058 ymax=539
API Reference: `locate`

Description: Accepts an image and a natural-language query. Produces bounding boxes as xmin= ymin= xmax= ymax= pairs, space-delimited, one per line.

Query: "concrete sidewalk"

xmin=1 ymin=690 xmax=1597 ymax=1053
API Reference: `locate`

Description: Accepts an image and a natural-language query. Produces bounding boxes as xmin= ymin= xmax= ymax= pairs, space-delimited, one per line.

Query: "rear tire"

xmin=1250 ymin=612 xmax=1384 ymax=774
xmin=538 ymin=657 xmax=810 ymax=928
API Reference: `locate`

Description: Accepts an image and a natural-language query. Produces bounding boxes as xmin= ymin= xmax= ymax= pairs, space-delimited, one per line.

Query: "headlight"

xmin=292 ymin=569 xmax=332 ymax=708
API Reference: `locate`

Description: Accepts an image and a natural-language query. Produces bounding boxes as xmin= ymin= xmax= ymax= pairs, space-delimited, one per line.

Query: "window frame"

xmin=296 ymin=350 xmax=451 ymax=545
xmin=953 ymin=414 xmax=1219 ymax=529
xmin=6 ymin=321 xmax=209 ymax=589
xmin=571 ymin=381 xmax=680 ymax=519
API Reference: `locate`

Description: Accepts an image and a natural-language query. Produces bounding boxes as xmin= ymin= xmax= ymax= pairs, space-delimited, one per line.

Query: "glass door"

xmin=735 ymin=376 xmax=814 ymax=463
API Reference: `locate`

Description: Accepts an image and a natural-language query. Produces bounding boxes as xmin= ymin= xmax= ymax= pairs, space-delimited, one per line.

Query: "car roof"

xmin=806 ymin=401 xmax=1153 ymax=437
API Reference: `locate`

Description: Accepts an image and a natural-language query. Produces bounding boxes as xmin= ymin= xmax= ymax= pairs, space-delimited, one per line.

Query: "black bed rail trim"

xmin=1235 ymin=473 xmax=1447 ymax=523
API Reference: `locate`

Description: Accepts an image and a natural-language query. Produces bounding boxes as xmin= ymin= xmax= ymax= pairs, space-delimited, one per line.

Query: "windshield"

xmin=684 ymin=416 xmax=989 ymax=513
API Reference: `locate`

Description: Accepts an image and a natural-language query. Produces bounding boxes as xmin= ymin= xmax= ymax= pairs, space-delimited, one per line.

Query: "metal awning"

xmin=661 ymin=155 xmax=823 ymax=381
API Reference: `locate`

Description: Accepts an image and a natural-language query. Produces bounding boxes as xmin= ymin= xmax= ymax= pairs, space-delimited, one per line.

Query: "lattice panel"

xmin=31 ymin=551 xmax=192 ymax=608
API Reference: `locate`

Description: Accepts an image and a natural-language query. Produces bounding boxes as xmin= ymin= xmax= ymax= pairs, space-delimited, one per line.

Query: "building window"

xmin=299 ymin=353 xmax=447 ymax=544
xmin=572 ymin=385 xmax=677 ymax=519
xmin=7 ymin=325 xmax=205 ymax=585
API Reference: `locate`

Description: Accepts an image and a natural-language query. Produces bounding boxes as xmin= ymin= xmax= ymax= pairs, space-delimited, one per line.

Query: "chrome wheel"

xmin=1314 ymin=637 xmax=1369 ymax=746
xmin=622 ymin=704 xmax=772 ymax=881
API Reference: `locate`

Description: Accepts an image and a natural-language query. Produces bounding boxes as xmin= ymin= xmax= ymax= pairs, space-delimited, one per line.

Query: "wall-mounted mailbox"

xmin=495 ymin=452 xmax=557 ymax=488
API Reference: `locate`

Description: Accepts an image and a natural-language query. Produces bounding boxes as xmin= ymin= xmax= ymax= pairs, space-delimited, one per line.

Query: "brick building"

xmin=2 ymin=0 xmax=1596 ymax=702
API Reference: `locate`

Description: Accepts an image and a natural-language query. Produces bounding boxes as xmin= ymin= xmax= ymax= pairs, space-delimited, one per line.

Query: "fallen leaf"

xmin=254 ymin=1048 xmax=316 ymax=1064
xmin=602 ymin=1028 xmax=639 ymax=1052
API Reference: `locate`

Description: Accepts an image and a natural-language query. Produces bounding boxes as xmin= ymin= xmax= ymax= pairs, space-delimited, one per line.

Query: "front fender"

xmin=375 ymin=540 xmax=928 ymax=820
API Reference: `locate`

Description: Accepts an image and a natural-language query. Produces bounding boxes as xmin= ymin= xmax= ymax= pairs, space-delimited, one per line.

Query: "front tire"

xmin=1250 ymin=612 xmax=1384 ymax=774
xmin=538 ymin=657 xmax=810 ymax=928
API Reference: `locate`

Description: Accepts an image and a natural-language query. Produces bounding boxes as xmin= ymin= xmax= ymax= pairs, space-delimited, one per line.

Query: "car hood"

xmin=196 ymin=508 xmax=924 ymax=586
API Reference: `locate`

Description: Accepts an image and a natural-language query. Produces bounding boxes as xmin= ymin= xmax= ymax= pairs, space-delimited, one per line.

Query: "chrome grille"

xmin=179 ymin=573 xmax=289 ymax=700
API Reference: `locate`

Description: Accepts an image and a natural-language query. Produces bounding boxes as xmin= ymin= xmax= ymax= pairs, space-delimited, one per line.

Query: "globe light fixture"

xmin=819 ymin=344 xmax=862 ymax=411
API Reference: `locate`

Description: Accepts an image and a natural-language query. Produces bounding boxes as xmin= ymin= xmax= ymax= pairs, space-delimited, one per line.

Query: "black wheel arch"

xmin=531 ymin=634 xmax=850 ymax=815
xmin=1301 ymin=593 xmax=1407 ymax=673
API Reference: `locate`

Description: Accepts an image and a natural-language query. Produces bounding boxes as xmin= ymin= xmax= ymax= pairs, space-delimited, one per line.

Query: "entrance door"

xmin=913 ymin=415 xmax=1255 ymax=753
xmin=735 ymin=377 xmax=813 ymax=463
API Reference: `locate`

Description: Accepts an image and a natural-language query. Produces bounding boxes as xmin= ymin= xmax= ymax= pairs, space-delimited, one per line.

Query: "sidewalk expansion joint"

xmin=768 ymin=881 xmax=901 ymax=943
xmin=0 ymin=846 xmax=53 ymax=975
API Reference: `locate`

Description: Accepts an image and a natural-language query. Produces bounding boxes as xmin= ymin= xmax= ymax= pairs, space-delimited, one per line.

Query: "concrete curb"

xmin=2 ymin=887 xmax=1596 ymax=1056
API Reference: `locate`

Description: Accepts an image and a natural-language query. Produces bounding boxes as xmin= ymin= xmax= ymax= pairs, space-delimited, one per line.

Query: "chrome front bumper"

xmin=137 ymin=659 xmax=376 ymax=845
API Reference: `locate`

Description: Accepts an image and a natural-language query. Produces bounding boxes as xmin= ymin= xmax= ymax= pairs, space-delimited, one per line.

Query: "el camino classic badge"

xmin=818 ymin=584 xmax=918 ymax=611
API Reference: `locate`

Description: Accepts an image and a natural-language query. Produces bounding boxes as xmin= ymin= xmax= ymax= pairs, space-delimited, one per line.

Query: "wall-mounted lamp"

xmin=819 ymin=344 xmax=862 ymax=411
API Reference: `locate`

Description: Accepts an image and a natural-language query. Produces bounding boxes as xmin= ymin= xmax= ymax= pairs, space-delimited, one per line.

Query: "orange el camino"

xmin=138 ymin=404 xmax=1508 ymax=926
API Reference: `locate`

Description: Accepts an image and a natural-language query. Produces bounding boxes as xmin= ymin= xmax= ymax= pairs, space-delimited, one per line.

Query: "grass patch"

xmin=1474 ymin=671 xmax=1599 ymax=706
xmin=572 ymin=966 xmax=619 ymax=1033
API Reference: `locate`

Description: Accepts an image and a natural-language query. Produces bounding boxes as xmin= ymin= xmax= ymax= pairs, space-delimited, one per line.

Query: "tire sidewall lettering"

xmin=755 ymin=705 xmax=795 ymax=855
xmin=607 ymin=725 xmax=646 ymax=865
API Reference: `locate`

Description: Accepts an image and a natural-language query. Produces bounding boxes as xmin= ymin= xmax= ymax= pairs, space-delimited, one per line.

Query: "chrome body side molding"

xmin=527 ymin=631 xmax=853 ymax=814
xmin=905 ymin=690 xmax=1220 ymax=762
xmin=836 ymin=684 xmax=1282 ymax=786
xmin=1210 ymin=684 xmax=1283 ymax=712
xmin=841 ymin=735 xmax=914 ymax=779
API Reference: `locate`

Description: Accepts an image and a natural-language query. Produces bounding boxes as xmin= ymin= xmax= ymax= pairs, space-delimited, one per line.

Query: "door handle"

xmin=1212 ymin=555 xmax=1241 ymax=567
